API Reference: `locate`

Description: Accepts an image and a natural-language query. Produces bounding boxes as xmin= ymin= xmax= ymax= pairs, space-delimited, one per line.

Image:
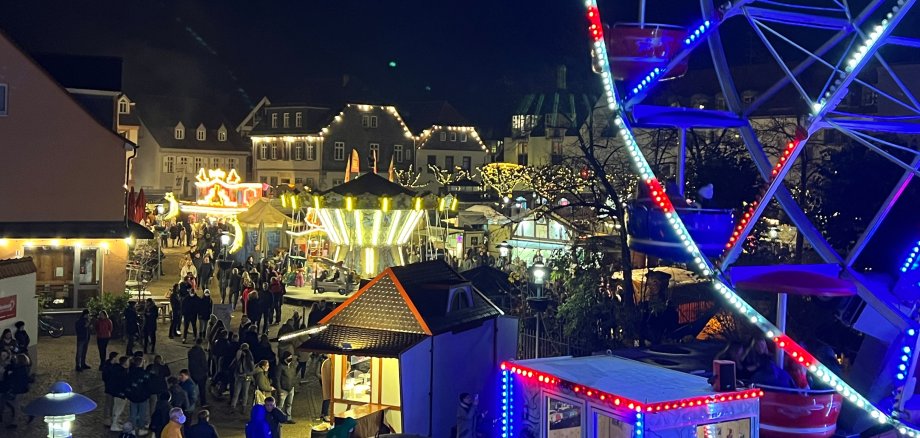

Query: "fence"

xmin=518 ymin=325 xmax=590 ymax=360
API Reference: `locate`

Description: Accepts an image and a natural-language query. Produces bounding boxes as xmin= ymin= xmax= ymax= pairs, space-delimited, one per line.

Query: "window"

xmin=175 ymin=125 xmax=185 ymax=140
xmin=362 ymin=115 xmax=370 ymax=127
xmin=218 ymin=129 xmax=227 ymax=141
xmin=547 ymin=397 xmax=583 ymax=436
xmin=196 ymin=127 xmax=206 ymax=141
xmin=306 ymin=142 xmax=316 ymax=160
xmin=228 ymin=158 xmax=238 ymax=169
xmin=259 ymin=176 xmax=268 ymax=184
xmin=447 ymin=286 xmax=473 ymax=311
xmin=439 ymin=131 xmax=447 ymax=141
xmin=445 ymin=156 xmax=454 ymax=169
xmin=517 ymin=141 xmax=529 ymax=166
xmin=741 ymin=90 xmax=757 ymax=105
xmin=306 ymin=178 xmax=315 ymax=187
xmin=162 ymin=156 xmax=175 ymax=173
xmin=460 ymin=133 xmax=468 ymax=142
xmin=283 ymin=113 xmax=290 ymax=128
xmin=462 ymin=156 xmax=471 ymax=170
xmin=270 ymin=176 xmax=278 ymax=186
xmin=334 ymin=142 xmax=346 ymax=160
xmin=450 ymin=132 xmax=457 ymax=142
xmin=281 ymin=178 xmax=291 ymax=185
xmin=369 ymin=143 xmax=379 ymax=166
xmin=118 ymin=98 xmax=129 ymax=114
xmin=551 ymin=140 xmax=564 ymax=164
xmin=295 ymin=112 xmax=302 ymax=128
xmin=178 ymin=156 xmax=189 ymax=172
xmin=293 ymin=142 xmax=305 ymax=160
xmin=427 ymin=155 xmax=437 ymax=170
xmin=295 ymin=177 xmax=304 ymax=185
xmin=211 ymin=157 xmax=221 ymax=168
xmin=259 ymin=144 xmax=269 ymax=160
xmin=333 ymin=179 xmax=344 ymax=186
xmin=270 ymin=143 xmax=279 ymax=160
xmin=194 ymin=157 xmax=204 ymax=170
xmin=405 ymin=148 xmax=412 ymax=162
xmin=394 ymin=144 xmax=404 ymax=163
xmin=0 ymin=84 xmax=8 ymax=116
xmin=271 ymin=113 xmax=278 ymax=128
xmin=370 ymin=116 xmax=378 ymax=128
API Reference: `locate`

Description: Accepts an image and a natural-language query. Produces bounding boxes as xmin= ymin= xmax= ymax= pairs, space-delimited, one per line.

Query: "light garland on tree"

xmin=480 ymin=163 xmax=531 ymax=199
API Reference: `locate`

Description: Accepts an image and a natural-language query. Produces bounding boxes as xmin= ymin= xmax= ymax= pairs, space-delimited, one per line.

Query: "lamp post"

xmin=155 ymin=204 xmax=166 ymax=278
xmin=527 ymin=261 xmax=552 ymax=358
xmin=24 ymin=381 xmax=96 ymax=438
xmin=220 ymin=233 xmax=231 ymax=259
xmin=497 ymin=241 xmax=511 ymax=271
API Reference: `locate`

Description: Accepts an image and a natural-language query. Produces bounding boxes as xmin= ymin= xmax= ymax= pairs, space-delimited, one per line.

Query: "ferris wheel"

xmin=584 ymin=0 xmax=920 ymax=433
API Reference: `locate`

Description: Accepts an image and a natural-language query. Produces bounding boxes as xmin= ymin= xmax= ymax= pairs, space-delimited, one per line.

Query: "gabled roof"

xmin=248 ymin=105 xmax=334 ymax=135
xmin=0 ymin=257 xmax=36 ymax=281
xmin=400 ymin=101 xmax=471 ymax=133
xmin=320 ymin=260 xmax=504 ymax=335
xmin=236 ymin=199 xmax=291 ymax=227
xmin=298 ymin=325 xmax=426 ymax=358
xmin=134 ymin=94 xmax=250 ymax=152
xmin=320 ymin=172 xmax=416 ymax=198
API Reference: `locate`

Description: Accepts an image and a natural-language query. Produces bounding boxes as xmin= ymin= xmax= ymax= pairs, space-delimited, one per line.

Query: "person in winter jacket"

xmin=148 ymin=392 xmax=172 ymax=438
xmin=277 ymin=353 xmax=298 ymax=419
xmin=167 ymin=377 xmax=189 ymax=413
xmin=12 ymin=321 xmax=29 ymax=356
xmin=101 ymin=352 xmax=120 ymax=426
xmin=229 ymin=268 xmax=242 ymax=311
xmin=252 ymin=360 xmax=274 ymax=405
xmin=124 ymin=356 xmax=153 ymax=435
xmin=245 ymin=290 xmax=262 ymax=333
xmin=198 ymin=291 xmax=213 ymax=338
xmin=178 ymin=369 xmax=199 ymax=411
xmin=143 ymin=299 xmax=159 ymax=354
xmin=186 ymin=410 xmax=220 ymax=438
xmin=124 ymin=302 xmax=140 ymax=355
xmin=264 ymin=397 xmax=289 ymax=437
xmin=110 ymin=356 xmax=131 ymax=431
xmin=187 ymin=338 xmax=209 ymax=408
xmin=74 ymin=309 xmax=90 ymax=371
xmin=198 ymin=255 xmax=214 ymax=292
xmin=183 ymin=293 xmax=202 ymax=343
xmin=95 ymin=311 xmax=114 ymax=368
xmin=230 ymin=344 xmax=255 ymax=411
xmin=162 ymin=408 xmax=186 ymax=438
xmin=169 ymin=283 xmax=183 ymax=339
xmin=245 ymin=404 xmax=271 ymax=438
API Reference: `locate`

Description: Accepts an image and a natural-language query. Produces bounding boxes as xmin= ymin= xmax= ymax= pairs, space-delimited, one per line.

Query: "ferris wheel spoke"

xmin=747 ymin=18 xmax=821 ymax=104
xmin=827 ymin=121 xmax=920 ymax=177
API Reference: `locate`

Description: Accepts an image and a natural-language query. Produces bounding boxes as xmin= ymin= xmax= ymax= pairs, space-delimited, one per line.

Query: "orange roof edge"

xmin=318 ymin=269 xmax=387 ymax=325
xmin=389 ymin=271 xmax=433 ymax=336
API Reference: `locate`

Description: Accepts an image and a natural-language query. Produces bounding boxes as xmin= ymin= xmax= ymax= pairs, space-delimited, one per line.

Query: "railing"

xmin=518 ymin=326 xmax=590 ymax=360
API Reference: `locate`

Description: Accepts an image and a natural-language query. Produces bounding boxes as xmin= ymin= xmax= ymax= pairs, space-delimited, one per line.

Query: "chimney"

xmin=556 ymin=65 xmax=567 ymax=90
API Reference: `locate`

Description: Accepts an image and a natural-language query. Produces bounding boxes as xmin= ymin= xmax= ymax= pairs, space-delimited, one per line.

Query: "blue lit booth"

xmin=500 ymin=355 xmax=761 ymax=438
xmin=297 ymin=261 xmax=518 ymax=437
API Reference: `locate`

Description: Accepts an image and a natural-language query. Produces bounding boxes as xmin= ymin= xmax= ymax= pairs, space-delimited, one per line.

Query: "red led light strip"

xmin=501 ymin=362 xmax=763 ymax=414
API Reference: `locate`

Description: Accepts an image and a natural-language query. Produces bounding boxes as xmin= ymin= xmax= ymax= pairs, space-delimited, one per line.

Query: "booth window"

xmin=342 ymin=355 xmax=372 ymax=403
xmin=695 ymin=418 xmax=751 ymax=438
xmin=448 ymin=286 xmax=472 ymax=312
xmin=595 ymin=411 xmax=633 ymax=438
xmin=547 ymin=396 xmax=582 ymax=437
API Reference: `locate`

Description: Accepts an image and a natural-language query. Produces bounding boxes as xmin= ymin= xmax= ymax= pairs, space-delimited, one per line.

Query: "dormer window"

xmin=447 ymin=285 xmax=473 ymax=312
xmin=196 ymin=124 xmax=206 ymax=141
xmin=218 ymin=125 xmax=227 ymax=142
xmin=174 ymin=123 xmax=185 ymax=140
xmin=118 ymin=97 xmax=129 ymax=114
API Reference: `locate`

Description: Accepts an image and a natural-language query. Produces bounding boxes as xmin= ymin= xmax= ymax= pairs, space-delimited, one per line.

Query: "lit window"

xmin=178 ymin=156 xmax=189 ymax=171
xmin=194 ymin=157 xmax=203 ymax=170
xmin=283 ymin=113 xmax=290 ymax=128
xmin=450 ymin=132 xmax=457 ymax=142
xmin=197 ymin=127 xmax=206 ymax=141
xmin=362 ymin=115 xmax=370 ymax=127
xmin=370 ymin=116 xmax=378 ymax=128
xmin=394 ymin=144 xmax=404 ymax=163
xmin=211 ymin=157 xmax=221 ymax=168
xmin=162 ymin=156 xmax=175 ymax=173
xmin=271 ymin=113 xmax=278 ymax=128
xmin=118 ymin=98 xmax=129 ymax=114
xmin=306 ymin=142 xmax=316 ymax=160
xmin=228 ymin=158 xmax=238 ymax=169
xmin=294 ymin=142 xmax=305 ymax=160
xmin=460 ymin=133 xmax=468 ymax=142
xmin=218 ymin=130 xmax=227 ymax=141
xmin=271 ymin=143 xmax=279 ymax=160
xmin=0 ymin=84 xmax=8 ymax=116
xmin=334 ymin=142 xmax=345 ymax=160
xmin=439 ymin=131 xmax=447 ymax=141
xmin=295 ymin=112 xmax=302 ymax=128
xmin=259 ymin=144 xmax=268 ymax=160
xmin=175 ymin=125 xmax=185 ymax=140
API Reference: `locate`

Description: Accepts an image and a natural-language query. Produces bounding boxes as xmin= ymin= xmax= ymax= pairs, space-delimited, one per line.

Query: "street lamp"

xmin=220 ymin=233 xmax=231 ymax=259
xmin=527 ymin=261 xmax=552 ymax=359
xmin=24 ymin=381 xmax=96 ymax=438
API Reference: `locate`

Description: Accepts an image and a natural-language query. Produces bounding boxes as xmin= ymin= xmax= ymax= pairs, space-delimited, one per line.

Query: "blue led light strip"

xmin=501 ymin=370 xmax=513 ymax=437
xmin=582 ymin=0 xmax=919 ymax=433
xmin=628 ymin=20 xmax=713 ymax=98
xmin=901 ymin=241 xmax=920 ymax=273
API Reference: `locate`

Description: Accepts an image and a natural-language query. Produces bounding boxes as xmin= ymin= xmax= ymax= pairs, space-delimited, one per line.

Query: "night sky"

xmin=0 ymin=0 xmax=704 ymax=131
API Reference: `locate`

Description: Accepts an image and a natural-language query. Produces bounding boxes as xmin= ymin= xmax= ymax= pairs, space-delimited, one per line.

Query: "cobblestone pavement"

xmin=16 ymin=246 xmax=326 ymax=438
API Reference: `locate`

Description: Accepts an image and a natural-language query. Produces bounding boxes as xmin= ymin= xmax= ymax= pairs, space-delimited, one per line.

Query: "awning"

xmin=0 ymin=221 xmax=154 ymax=239
xmin=297 ymin=324 xmax=427 ymax=358
xmin=508 ymin=238 xmax=568 ymax=250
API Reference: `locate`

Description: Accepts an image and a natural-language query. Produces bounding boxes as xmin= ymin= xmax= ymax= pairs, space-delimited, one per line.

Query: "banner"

xmin=0 ymin=296 xmax=16 ymax=322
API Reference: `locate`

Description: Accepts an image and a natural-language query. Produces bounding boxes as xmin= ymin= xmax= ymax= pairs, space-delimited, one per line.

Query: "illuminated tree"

xmin=393 ymin=165 xmax=426 ymax=189
xmin=479 ymin=162 xmax=531 ymax=199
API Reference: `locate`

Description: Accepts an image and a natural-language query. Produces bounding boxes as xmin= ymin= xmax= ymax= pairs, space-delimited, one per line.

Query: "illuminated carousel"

xmin=312 ymin=172 xmax=436 ymax=276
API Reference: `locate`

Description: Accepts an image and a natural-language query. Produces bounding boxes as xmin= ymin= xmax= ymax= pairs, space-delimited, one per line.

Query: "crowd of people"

xmin=0 ymin=321 xmax=33 ymax=429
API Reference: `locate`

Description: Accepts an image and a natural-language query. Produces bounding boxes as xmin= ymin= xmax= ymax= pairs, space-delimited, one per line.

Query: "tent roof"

xmin=236 ymin=199 xmax=290 ymax=226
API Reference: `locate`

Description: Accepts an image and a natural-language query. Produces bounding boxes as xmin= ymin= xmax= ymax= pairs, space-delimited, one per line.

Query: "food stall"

xmin=297 ymin=260 xmax=518 ymax=437
xmin=501 ymin=355 xmax=761 ymax=438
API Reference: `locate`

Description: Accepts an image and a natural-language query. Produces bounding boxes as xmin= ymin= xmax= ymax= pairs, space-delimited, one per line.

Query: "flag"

xmin=350 ymin=149 xmax=360 ymax=175
xmin=387 ymin=155 xmax=395 ymax=182
xmin=372 ymin=149 xmax=378 ymax=175
xmin=344 ymin=154 xmax=352 ymax=182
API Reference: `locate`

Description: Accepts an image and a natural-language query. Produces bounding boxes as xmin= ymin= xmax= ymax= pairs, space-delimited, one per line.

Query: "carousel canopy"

xmin=321 ymin=172 xmax=416 ymax=198
xmin=236 ymin=198 xmax=290 ymax=227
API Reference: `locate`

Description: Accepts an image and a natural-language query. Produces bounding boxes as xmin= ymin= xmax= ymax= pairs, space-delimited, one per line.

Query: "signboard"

xmin=0 ymin=296 xmax=16 ymax=322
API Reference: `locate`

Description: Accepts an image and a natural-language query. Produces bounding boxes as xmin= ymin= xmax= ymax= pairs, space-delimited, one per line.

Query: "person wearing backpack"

xmin=230 ymin=343 xmax=255 ymax=413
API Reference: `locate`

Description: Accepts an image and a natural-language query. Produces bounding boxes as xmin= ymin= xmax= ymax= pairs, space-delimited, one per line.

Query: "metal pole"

xmin=775 ymin=292 xmax=787 ymax=366
xmin=677 ymin=128 xmax=687 ymax=197
xmin=535 ymin=314 xmax=541 ymax=359
xmin=639 ymin=0 xmax=646 ymax=28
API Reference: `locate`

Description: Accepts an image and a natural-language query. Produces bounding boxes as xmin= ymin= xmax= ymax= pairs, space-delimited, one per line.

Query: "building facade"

xmin=133 ymin=96 xmax=251 ymax=197
xmin=248 ymin=102 xmax=416 ymax=190
xmin=0 ymin=32 xmax=147 ymax=310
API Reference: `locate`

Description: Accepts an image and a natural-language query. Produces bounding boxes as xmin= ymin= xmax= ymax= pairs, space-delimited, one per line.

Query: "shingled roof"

xmin=319 ymin=172 xmax=416 ymax=198
xmin=0 ymin=257 xmax=36 ymax=281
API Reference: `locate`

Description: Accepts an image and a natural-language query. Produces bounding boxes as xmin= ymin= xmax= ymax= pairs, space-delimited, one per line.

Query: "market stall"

xmin=296 ymin=260 xmax=518 ymax=437
xmin=501 ymin=355 xmax=761 ymax=438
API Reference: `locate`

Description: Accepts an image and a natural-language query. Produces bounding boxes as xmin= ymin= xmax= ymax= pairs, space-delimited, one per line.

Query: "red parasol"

xmin=127 ymin=186 xmax=136 ymax=221
xmin=135 ymin=188 xmax=147 ymax=223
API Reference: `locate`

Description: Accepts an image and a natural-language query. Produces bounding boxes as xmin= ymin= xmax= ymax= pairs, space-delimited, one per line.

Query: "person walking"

xmin=199 ymin=291 xmax=214 ymax=336
xmin=143 ymin=299 xmax=159 ymax=354
xmin=186 ymin=410 xmax=219 ymax=438
xmin=95 ymin=311 xmax=114 ymax=369
xmin=230 ymin=343 xmax=255 ymax=412
xmin=162 ymin=408 xmax=186 ymax=438
xmin=259 ymin=287 xmax=273 ymax=334
xmin=246 ymin=290 xmax=262 ymax=333
xmin=74 ymin=309 xmax=90 ymax=371
xmin=198 ymin=255 xmax=214 ymax=292
xmin=264 ymin=397 xmax=289 ymax=437
xmin=124 ymin=302 xmax=140 ymax=355
xmin=229 ymin=268 xmax=242 ymax=311
xmin=187 ymin=338 xmax=209 ymax=408
xmin=183 ymin=293 xmax=201 ymax=343
xmin=277 ymin=353 xmax=297 ymax=422
xmin=169 ymin=284 xmax=183 ymax=339
xmin=252 ymin=360 xmax=274 ymax=405
xmin=268 ymin=275 xmax=284 ymax=325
